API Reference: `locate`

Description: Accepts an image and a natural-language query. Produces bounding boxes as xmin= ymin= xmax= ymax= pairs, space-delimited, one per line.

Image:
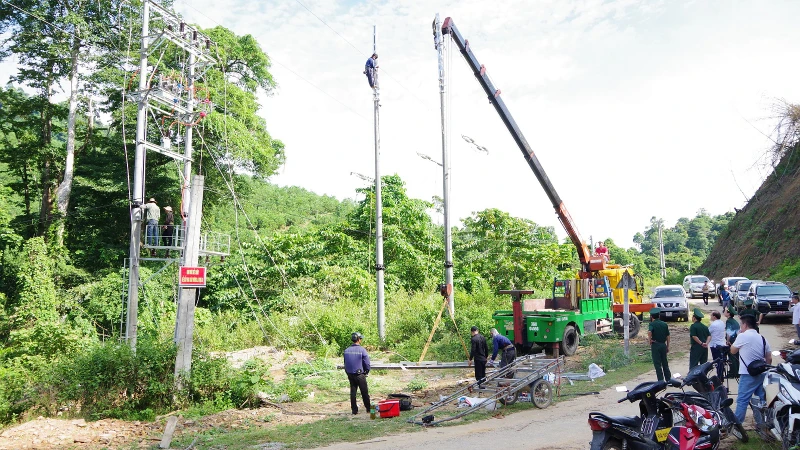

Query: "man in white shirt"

xmin=730 ymin=314 xmax=772 ymax=424
xmin=792 ymin=293 xmax=800 ymax=341
xmin=708 ymin=311 xmax=726 ymax=380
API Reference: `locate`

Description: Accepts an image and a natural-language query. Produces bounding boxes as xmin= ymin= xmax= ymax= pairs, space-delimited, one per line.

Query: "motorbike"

xmin=751 ymin=348 xmax=800 ymax=449
xmin=588 ymin=379 xmax=720 ymax=449
xmin=663 ymin=358 xmax=748 ymax=442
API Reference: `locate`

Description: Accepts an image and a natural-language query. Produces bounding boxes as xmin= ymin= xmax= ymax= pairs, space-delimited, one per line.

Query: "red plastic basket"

xmin=377 ymin=399 xmax=400 ymax=418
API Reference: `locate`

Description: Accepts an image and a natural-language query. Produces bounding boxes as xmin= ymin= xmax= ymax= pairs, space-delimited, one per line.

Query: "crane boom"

xmin=440 ymin=17 xmax=601 ymax=274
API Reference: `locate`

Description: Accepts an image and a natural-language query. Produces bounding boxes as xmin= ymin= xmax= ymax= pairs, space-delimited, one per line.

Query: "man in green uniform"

xmin=648 ymin=308 xmax=671 ymax=381
xmin=689 ymin=308 xmax=711 ymax=368
xmin=740 ymin=298 xmax=762 ymax=329
xmin=724 ymin=306 xmax=740 ymax=377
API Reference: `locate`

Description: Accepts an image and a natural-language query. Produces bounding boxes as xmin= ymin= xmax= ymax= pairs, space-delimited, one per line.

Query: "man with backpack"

xmin=730 ymin=314 xmax=772 ymax=424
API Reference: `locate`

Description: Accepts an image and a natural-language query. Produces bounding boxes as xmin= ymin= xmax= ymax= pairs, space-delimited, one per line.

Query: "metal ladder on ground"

xmin=408 ymin=354 xmax=564 ymax=426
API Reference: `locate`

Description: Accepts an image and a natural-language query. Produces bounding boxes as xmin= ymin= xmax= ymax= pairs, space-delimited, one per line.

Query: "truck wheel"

xmin=530 ymin=379 xmax=553 ymax=408
xmin=560 ymin=325 xmax=579 ymax=356
xmin=629 ymin=314 xmax=641 ymax=338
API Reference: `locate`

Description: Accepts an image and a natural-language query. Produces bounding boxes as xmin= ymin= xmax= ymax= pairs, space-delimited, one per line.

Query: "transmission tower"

xmin=124 ymin=0 xmax=226 ymax=360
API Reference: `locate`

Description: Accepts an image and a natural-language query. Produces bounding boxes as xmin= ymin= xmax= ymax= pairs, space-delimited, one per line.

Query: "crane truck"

xmin=437 ymin=17 xmax=651 ymax=356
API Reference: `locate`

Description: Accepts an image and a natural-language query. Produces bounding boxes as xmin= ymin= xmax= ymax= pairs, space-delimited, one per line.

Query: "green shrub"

xmin=406 ymin=376 xmax=427 ymax=392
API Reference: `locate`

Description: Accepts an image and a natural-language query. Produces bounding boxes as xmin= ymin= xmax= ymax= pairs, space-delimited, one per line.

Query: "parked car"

xmin=749 ymin=281 xmax=793 ymax=320
xmin=682 ymin=275 xmax=713 ymax=299
xmin=733 ymin=279 xmax=762 ymax=309
xmin=651 ymin=285 xmax=690 ymax=321
xmin=720 ymin=276 xmax=748 ymax=296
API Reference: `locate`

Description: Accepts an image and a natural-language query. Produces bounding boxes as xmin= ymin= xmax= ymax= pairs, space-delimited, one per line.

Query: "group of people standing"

xmin=142 ymin=197 xmax=176 ymax=256
xmin=649 ymin=294 xmax=796 ymax=426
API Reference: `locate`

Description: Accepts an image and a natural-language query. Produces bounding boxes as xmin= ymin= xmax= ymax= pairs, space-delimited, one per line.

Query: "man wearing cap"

xmin=689 ymin=308 xmax=711 ymax=368
xmin=364 ymin=53 xmax=378 ymax=88
xmin=489 ymin=328 xmax=515 ymax=369
xmin=161 ymin=206 xmax=175 ymax=253
xmin=143 ymin=198 xmax=160 ymax=256
xmin=724 ymin=306 xmax=740 ymax=377
xmin=741 ymin=298 xmax=762 ymax=329
xmin=343 ymin=332 xmax=371 ymax=415
xmin=648 ymin=308 xmax=671 ymax=381
xmin=468 ymin=326 xmax=488 ymax=387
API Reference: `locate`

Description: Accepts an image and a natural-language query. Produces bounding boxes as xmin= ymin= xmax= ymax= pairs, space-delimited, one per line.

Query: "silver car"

xmin=652 ymin=285 xmax=690 ymax=321
xmin=733 ymin=279 xmax=762 ymax=309
xmin=682 ymin=275 xmax=712 ymax=299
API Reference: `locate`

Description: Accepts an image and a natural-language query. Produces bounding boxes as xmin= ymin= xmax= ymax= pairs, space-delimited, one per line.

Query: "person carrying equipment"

xmin=364 ymin=53 xmax=378 ymax=88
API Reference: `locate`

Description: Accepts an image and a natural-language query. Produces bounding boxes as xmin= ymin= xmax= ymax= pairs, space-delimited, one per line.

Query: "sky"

xmin=3 ymin=0 xmax=800 ymax=248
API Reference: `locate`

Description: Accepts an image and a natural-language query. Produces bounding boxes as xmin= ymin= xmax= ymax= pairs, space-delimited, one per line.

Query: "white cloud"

xmin=3 ymin=0 xmax=799 ymax=250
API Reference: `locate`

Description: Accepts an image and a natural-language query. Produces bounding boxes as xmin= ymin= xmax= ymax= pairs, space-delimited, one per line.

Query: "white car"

xmin=682 ymin=275 xmax=713 ymax=299
xmin=652 ymin=285 xmax=690 ymax=321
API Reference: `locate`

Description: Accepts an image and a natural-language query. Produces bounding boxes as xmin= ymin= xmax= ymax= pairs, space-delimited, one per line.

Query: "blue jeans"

xmin=146 ymin=219 xmax=160 ymax=246
xmin=735 ymin=372 xmax=766 ymax=424
xmin=795 ymin=324 xmax=800 ymax=341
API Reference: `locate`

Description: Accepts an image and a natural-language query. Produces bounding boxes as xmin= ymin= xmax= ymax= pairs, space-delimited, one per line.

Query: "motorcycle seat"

xmin=606 ymin=415 xmax=643 ymax=428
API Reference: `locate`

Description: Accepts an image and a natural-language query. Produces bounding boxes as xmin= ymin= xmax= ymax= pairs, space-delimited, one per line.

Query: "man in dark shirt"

xmin=489 ymin=328 xmax=516 ymax=368
xmin=343 ymin=332 xmax=371 ymax=415
xmin=648 ymin=308 xmax=671 ymax=381
xmin=689 ymin=308 xmax=711 ymax=368
xmin=468 ymin=326 xmax=488 ymax=386
xmin=741 ymin=299 xmax=762 ymax=328
xmin=364 ymin=53 xmax=378 ymax=88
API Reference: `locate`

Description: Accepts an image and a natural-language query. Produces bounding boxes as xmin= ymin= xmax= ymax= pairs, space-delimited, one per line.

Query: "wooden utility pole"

xmin=174 ymin=175 xmax=204 ymax=385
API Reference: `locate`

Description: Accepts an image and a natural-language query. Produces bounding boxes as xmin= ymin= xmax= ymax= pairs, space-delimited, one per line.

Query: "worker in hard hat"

xmin=364 ymin=53 xmax=378 ymax=88
xmin=343 ymin=332 xmax=371 ymax=415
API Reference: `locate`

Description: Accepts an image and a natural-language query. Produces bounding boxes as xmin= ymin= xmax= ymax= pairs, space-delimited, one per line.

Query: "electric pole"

xmin=126 ymin=0 xmax=150 ymax=349
xmin=434 ymin=14 xmax=454 ymax=317
xmin=125 ymin=1 xmax=218 ymax=353
xmin=372 ymin=25 xmax=385 ymax=342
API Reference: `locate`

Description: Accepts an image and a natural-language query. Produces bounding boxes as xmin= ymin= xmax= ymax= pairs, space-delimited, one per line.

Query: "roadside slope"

xmin=700 ymin=144 xmax=800 ymax=284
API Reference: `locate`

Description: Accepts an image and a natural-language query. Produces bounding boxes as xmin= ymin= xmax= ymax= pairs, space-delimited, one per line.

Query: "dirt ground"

xmin=0 ymin=301 xmax=789 ymax=450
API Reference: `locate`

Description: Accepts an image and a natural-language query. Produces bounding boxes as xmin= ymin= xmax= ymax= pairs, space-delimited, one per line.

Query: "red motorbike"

xmin=665 ymin=400 xmax=720 ymax=449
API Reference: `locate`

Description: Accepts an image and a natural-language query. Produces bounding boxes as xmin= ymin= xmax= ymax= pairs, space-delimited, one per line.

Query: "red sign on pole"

xmin=179 ymin=266 xmax=207 ymax=287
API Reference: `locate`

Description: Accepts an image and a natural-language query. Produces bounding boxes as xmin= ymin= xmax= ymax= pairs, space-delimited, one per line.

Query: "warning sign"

xmin=179 ymin=266 xmax=207 ymax=287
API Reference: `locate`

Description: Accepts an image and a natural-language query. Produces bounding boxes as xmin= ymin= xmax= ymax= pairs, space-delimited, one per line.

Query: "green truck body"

xmin=493 ymin=278 xmax=640 ymax=356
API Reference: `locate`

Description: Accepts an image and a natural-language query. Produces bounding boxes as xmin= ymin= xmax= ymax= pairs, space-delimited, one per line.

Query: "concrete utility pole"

xmin=372 ymin=25 xmax=385 ymax=342
xmin=434 ymin=14 xmax=455 ymax=317
xmin=174 ymin=175 xmax=204 ymax=385
xmin=181 ymin=52 xmax=196 ymax=220
xmin=126 ymin=0 xmax=150 ymax=349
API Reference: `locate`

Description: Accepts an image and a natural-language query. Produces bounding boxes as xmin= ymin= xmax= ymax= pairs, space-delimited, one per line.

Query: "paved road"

xmin=318 ymin=297 xmax=794 ymax=450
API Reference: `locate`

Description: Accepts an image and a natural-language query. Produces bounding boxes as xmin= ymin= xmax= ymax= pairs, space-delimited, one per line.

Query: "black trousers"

xmin=347 ymin=372 xmax=370 ymax=414
xmin=473 ymin=359 xmax=487 ymax=385
xmin=500 ymin=346 xmax=516 ymax=368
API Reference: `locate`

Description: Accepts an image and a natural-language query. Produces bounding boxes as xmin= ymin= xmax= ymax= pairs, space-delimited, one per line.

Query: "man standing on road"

xmin=468 ymin=326 xmax=489 ymax=387
xmin=689 ymin=308 xmax=711 ymax=368
xmin=791 ymin=293 xmax=800 ymax=341
xmin=741 ymin=298 xmax=762 ymax=329
xmin=708 ymin=311 xmax=726 ymax=380
xmin=343 ymin=332 xmax=371 ymax=415
xmin=719 ymin=285 xmax=732 ymax=311
xmin=730 ymin=314 xmax=772 ymax=424
xmin=489 ymin=328 xmax=516 ymax=368
xmin=702 ymin=281 xmax=711 ymax=306
xmin=648 ymin=308 xmax=671 ymax=381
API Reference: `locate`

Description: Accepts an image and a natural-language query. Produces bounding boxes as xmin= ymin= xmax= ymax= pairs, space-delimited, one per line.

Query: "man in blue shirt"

xmin=489 ymin=328 xmax=516 ymax=368
xmin=343 ymin=332 xmax=371 ymax=415
xmin=364 ymin=53 xmax=378 ymax=88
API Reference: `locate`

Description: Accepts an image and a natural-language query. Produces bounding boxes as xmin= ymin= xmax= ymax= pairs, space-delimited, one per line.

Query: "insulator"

xmin=179 ymin=22 xmax=185 ymax=32
xmin=167 ymin=24 xmax=173 ymax=32
xmin=206 ymin=39 xmax=210 ymax=49
xmin=192 ymin=31 xmax=197 ymax=41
